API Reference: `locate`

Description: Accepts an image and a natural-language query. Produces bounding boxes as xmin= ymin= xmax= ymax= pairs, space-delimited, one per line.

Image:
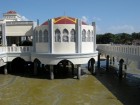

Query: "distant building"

xmin=0 ymin=10 xmax=34 ymax=46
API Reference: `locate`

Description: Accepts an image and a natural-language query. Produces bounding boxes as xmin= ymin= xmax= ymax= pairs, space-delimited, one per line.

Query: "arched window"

xmin=87 ymin=30 xmax=90 ymax=42
xmin=63 ymin=29 xmax=69 ymax=42
xmin=70 ymin=29 xmax=76 ymax=42
xmin=55 ymin=29 xmax=61 ymax=42
xmin=44 ymin=30 xmax=48 ymax=42
xmin=92 ymin=30 xmax=94 ymax=41
xmin=39 ymin=30 xmax=42 ymax=42
xmin=82 ymin=29 xmax=86 ymax=42
xmin=35 ymin=31 xmax=38 ymax=42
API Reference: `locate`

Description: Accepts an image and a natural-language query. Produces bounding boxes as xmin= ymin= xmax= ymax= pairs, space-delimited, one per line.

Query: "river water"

xmin=0 ymin=62 xmax=140 ymax=105
xmin=0 ymin=68 xmax=124 ymax=105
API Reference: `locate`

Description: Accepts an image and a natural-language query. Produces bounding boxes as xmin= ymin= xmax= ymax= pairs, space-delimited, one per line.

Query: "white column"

xmin=76 ymin=19 xmax=82 ymax=53
xmin=49 ymin=19 xmax=54 ymax=53
xmin=77 ymin=64 xmax=81 ymax=79
xmin=92 ymin=22 xmax=96 ymax=52
xmin=2 ymin=23 xmax=7 ymax=46
xmin=50 ymin=65 xmax=54 ymax=80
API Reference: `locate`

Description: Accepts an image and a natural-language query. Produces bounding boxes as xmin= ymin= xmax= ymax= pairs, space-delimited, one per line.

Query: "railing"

xmin=97 ymin=44 xmax=140 ymax=56
xmin=0 ymin=46 xmax=33 ymax=54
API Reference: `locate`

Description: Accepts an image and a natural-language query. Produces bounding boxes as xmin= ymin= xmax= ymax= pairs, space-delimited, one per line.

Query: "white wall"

xmin=36 ymin=43 xmax=49 ymax=53
xmin=82 ymin=42 xmax=93 ymax=53
xmin=53 ymin=42 xmax=76 ymax=54
xmin=6 ymin=25 xmax=33 ymax=36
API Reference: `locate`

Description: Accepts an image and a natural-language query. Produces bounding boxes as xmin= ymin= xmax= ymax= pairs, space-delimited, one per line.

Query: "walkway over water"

xmin=97 ymin=44 xmax=140 ymax=62
xmin=97 ymin=44 xmax=140 ymax=76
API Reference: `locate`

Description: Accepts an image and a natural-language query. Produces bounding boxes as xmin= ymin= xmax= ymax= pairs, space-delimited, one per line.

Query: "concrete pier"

xmin=50 ymin=65 xmax=54 ymax=80
xmin=106 ymin=55 xmax=109 ymax=71
xmin=4 ymin=65 xmax=8 ymax=75
xmin=77 ymin=65 xmax=81 ymax=79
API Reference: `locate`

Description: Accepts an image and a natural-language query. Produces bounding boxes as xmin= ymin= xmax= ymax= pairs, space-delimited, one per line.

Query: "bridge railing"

xmin=0 ymin=46 xmax=33 ymax=53
xmin=97 ymin=44 xmax=140 ymax=56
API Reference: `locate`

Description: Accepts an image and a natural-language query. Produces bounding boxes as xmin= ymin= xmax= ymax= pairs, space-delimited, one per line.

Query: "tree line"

xmin=96 ymin=32 xmax=140 ymax=44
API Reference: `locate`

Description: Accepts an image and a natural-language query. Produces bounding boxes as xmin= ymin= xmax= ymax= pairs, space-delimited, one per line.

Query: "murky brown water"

xmin=0 ymin=70 xmax=123 ymax=105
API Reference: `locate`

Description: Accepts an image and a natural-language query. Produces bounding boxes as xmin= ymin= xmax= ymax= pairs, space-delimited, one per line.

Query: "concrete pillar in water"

xmin=106 ymin=55 xmax=109 ymax=71
xmin=72 ymin=64 xmax=74 ymax=76
xmin=88 ymin=60 xmax=91 ymax=71
xmin=110 ymin=58 xmax=112 ymax=65
xmin=97 ymin=53 xmax=100 ymax=69
xmin=50 ymin=65 xmax=54 ymax=80
xmin=34 ymin=62 xmax=37 ymax=75
xmin=113 ymin=57 xmax=115 ymax=65
xmin=42 ymin=64 xmax=44 ymax=71
xmin=123 ymin=64 xmax=127 ymax=78
xmin=4 ymin=64 xmax=8 ymax=75
xmin=119 ymin=59 xmax=124 ymax=80
xmin=77 ymin=65 xmax=81 ymax=79
xmin=91 ymin=60 xmax=96 ymax=75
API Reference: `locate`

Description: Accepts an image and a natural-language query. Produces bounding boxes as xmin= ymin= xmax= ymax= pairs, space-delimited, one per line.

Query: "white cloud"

xmin=108 ymin=25 xmax=135 ymax=34
xmin=21 ymin=16 xmax=29 ymax=21
xmin=81 ymin=16 xmax=88 ymax=23
xmin=93 ymin=17 xmax=101 ymax=21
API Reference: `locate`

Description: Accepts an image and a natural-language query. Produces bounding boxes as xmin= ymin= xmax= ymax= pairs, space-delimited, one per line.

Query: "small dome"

xmin=7 ymin=10 xmax=17 ymax=14
xmin=42 ymin=16 xmax=87 ymax=25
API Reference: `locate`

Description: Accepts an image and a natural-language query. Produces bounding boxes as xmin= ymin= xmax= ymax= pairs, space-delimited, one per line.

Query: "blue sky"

xmin=0 ymin=0 xmax=140 ymax=34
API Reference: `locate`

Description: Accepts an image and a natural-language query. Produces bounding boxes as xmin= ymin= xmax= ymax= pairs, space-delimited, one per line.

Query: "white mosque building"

xmin=0 ymin=11 xmax=98 ymax=79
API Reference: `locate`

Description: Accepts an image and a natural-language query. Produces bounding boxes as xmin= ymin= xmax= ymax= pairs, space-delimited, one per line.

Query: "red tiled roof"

xmin=42 ymin=16 xmax=88 ymax=25
xmin=54 ymin=16 xmax=76 ymax=24
xmin=7 ymin=10 xmax=17 ymax=14
xmin=42 ymin=21 xmax=48 ymax=25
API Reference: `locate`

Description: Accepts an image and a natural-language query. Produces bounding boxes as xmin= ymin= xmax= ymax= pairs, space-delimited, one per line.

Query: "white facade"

xmin=32 ymin=16 xmax=98 ymax=65
xmin=0 ymin=11 xmax=98 ymax=67
xmin=0 ymin=11 xmax=34 ymax=46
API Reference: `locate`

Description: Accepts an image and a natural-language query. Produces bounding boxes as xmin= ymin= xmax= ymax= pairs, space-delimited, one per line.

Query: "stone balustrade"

xmin=97 ymin=44 xmax=140 ymax=56
xmin=0 ymin=46 xmax=33 ymax=54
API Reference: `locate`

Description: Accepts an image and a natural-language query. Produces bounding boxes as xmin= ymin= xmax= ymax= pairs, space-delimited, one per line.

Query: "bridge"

xmin=97 ymin=44 xmax=140 ymax=79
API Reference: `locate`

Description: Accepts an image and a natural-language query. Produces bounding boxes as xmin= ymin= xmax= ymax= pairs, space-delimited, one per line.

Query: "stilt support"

xmin=34 ymin=62 xmax=37 ymax=75
xmin=119 ymin=59 xmax=124 ymax=80
xmin=4 ymin=65 xmax=8 ymax=75
xmin=97 ymin=53 xmax=100 ymax=70
xmin=93 ymin=63 xmax=96 ymax=75
xmin=50 ymin=65 xmax=54 ymax=80
xmin=77 ymin=65 xmax=81 ymax=80
xmin=106 ymin=55 xmax=109 ymax=71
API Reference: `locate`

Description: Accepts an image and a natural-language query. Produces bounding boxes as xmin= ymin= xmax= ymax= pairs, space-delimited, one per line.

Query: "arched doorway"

xmin=56 ymin=59 xmax=74 ymax=78
xmin=33 ymin=58 xmax=41 ymax=75
xmin=11 ymin=57 xmax=25 ymax=74
xmin=88 ymin=58 xmax=96 ymax=75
